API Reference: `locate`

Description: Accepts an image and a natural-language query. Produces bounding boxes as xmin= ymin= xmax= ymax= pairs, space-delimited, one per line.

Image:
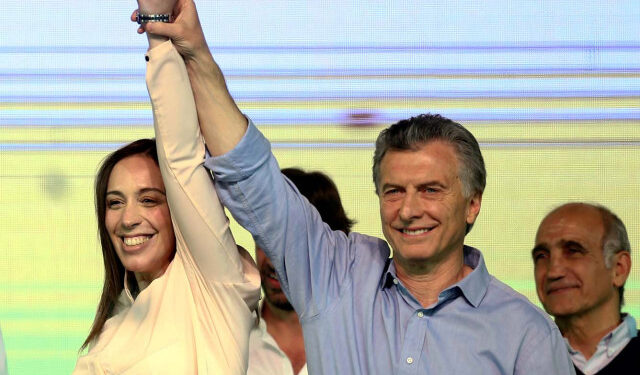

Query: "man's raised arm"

xmin=140 ymin=0 xmax=247 ymax=156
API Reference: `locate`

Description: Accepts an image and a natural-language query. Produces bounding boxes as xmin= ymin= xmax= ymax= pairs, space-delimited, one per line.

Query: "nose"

xmin=120 ymin=203 xmax=142 ymax=229
xmin=545 ymin=252 xmax=566 ymax=280
xmin=398 ymin=191 xmax=422 ymax=222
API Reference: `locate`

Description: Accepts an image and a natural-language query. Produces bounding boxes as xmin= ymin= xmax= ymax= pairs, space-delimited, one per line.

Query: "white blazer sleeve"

xmin=145 ymin=40 xmax=260 ymax=307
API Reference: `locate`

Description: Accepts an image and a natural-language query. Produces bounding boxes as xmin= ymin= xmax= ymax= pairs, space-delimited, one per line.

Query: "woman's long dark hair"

xmin=80 ymin=139 xmax=158 ymax=351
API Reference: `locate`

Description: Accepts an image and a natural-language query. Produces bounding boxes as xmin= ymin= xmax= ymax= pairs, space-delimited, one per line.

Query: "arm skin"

xmin=136 ymin=0 xmax=247 ymax=156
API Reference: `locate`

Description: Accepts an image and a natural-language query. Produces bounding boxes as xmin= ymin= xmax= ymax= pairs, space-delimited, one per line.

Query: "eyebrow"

xmin=380 ymin=183 xmax=402 ymax=192
xmin=417 ymin=182 xmax=446 ymax=190
xmin=106 ymin=188 xmax=166 ymax=197
xmin=380 ymin=180 xmax=446 ymax=191
xmin=561 ymin=240 xmax=586 ymax=249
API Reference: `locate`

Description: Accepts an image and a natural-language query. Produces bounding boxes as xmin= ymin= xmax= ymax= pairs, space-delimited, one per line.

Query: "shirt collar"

xmin=380 ymin=246 xmax=491 ymax=308
xmin=602 ymin=314 xmax=638 ymax=352
xmin=123 ymin=270 xmax=139 ymax=303
xmin=565 ymin=314 xmax=637 ymax=356
xmin=621 ymin=314 xmax=638 ymax=339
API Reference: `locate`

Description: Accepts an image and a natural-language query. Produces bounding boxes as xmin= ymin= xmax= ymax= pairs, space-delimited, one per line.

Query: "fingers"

xmin=131 ymin=9 xmax=145 ymax=34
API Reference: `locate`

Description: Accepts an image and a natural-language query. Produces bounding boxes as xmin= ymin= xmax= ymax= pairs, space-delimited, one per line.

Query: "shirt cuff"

xmin=204 ymin=118 xmax=272 ymax=182
xmin=144 ymin=39 xmax=174 ymax=62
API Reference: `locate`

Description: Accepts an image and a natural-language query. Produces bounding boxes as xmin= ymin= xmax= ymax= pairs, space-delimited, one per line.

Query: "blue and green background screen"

xmin=1 ymin=1 xmax=639 ymax=373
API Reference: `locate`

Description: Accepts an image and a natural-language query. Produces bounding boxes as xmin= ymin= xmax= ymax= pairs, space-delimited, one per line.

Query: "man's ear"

xmin=466 ymin=192 xmax=482 ymax=225
xmin=612 ymin=251 xmax=631 ymax=288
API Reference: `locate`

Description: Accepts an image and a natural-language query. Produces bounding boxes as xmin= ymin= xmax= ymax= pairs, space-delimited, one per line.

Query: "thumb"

xmin=144 ymin=22 xmax=179 ymax=40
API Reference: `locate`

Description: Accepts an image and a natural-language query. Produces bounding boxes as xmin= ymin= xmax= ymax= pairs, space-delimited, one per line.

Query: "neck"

xmin=261 ymin=301 xmax=306 ymax=373
xmin=556 ymin=303 xmax=622 ymax=360
xmin=262 ymin=300 xmax=300 ymax=325
xmin=394 ymin=247 xmax=471 ymax=307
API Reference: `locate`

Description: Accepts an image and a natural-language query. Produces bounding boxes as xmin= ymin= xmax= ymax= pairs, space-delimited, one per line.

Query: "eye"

xmin=564 ymin=241 xmax=586 ymax=256
xmin=532 ymin=250 xmax=548 ymax=262
xmin=382 ymin=188 xmax=404 ymax=202
xmin=567 ymin=247 xmax=585 ymax=255
xmin=419 ymin=185 xmax=440 ymax=194
xmin=140 ymin=197 xmax=157 ymax=206
xmin=383 ymin=188 xmax=402 ymax=197
xmin=107 ymin=199 xmax=123 ymax=209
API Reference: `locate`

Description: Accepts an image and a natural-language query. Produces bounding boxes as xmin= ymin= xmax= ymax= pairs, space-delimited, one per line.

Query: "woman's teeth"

xmin=124 ymin=236 xmax=151 ymax=246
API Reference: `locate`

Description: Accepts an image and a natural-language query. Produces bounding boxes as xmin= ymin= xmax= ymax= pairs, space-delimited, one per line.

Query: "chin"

xmin=396 ymin=246 xmax=439 ymax=262
xmin=123 ymin=259 xmax=162 ymax=275
xmin=543 ymin=303 xmax=579 ymax=318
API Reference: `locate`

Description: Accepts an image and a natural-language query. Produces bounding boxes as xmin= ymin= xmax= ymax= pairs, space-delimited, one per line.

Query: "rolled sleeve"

xmin=204 ymin=120 xmax=356 ymax=320
xmin=205 ymin=119 xmax=271 ymax=182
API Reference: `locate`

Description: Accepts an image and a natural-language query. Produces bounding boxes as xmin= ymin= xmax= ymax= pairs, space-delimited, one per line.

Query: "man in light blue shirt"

xmin=143 ymin=1 xmax=575 ymax=373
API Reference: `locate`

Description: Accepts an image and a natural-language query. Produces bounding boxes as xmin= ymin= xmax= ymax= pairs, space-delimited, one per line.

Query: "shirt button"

xmin=417 ymin=311 xmax=424 ymax=318
xmin=393 ymin=278 xmax=399 ymax=285
xmin=406 ymin=357 xmax=414 ymax=364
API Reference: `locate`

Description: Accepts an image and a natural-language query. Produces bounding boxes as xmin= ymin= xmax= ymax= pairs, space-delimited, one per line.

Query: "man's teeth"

xmin=124 ymin=236 xmax=151 ymax=246
xmin=403 ymin=228 xmax=431 ymax=235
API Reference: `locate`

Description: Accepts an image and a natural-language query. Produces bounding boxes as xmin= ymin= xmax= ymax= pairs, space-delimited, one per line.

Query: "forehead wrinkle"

xmin=106 ymin=186 xmax=165 ymax=198
xmin=139 ymin=187 xmax=166 ymax=195
xmin=106 ymin=190 xmax=125 ymax=197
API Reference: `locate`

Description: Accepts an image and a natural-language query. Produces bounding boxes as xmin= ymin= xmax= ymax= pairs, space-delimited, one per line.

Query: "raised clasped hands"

xmin=132 ymin=0 xmax=210 ymax=62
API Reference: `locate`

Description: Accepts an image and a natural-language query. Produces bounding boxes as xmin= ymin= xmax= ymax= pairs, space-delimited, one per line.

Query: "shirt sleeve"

xmin=515 ymin=323 xmax=576 ymax=375
xmin=0 ymin=326 xmax=7 ymax=375
xmin=145 ymin=40 xmax=260 ymax=308
xmin=205 ymin=122 xmax=358 ymax=319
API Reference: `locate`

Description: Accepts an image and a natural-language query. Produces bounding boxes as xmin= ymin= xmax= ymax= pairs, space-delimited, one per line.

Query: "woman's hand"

xmin=137 ymin=0 xmax=176 ymax=14
xmin=132 ymin=0 xmax=209 ymax=62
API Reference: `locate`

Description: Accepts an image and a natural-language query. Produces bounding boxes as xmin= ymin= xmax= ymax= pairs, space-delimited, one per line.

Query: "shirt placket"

xmin=395 ymin=279 xmax=459 ymax=375
xmin=398 ymin=309 xmax=428 ymax=375
xmin=392 ymin=279 xmax=428 ymax=375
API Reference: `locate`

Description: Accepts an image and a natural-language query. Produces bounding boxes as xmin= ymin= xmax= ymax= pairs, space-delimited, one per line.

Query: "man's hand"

xmin=133 ymin=0 xmax=247 ymax=156
xmin=132 ymin=0 xmax=210 ymax=62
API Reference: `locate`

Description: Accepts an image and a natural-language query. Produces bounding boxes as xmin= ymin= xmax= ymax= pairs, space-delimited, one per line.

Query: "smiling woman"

xmin=71 ymin=5 xmax=261 ymax=371
xmin=81 ymin=139 xmax=172 ymax=351
xmin=104 ymin=152 xmax=175 ymax=285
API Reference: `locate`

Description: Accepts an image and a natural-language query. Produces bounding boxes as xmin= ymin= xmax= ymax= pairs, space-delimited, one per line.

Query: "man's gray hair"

xmin=373 ymin=114 xmax=485 ymax=195
xmin=372 ymin=114 xmax=486 ymax=234
xmin=596 ymin=204 xmax=632 ymax=306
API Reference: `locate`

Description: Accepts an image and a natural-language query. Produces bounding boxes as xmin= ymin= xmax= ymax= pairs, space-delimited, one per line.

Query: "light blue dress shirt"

xmin=206 ymin=120 xmax=575 ymax=375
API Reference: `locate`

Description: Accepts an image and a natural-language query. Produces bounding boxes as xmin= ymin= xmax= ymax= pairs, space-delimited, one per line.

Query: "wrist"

xmin=138 ymin=3 xmax=173 ymax=15
xmin=137 ymin=13 xmax=172 ymax=24
xmin=185 ymin=48 xmax=215 ymax=72
xmin=146 ymin=33 xmax=170 ymax=50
